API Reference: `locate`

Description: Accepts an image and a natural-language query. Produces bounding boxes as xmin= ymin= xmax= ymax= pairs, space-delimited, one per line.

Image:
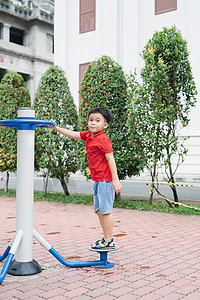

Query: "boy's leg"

xmin=96 ymin=210 xmax=113 ymax=241
xmin=92 ymin=180 xmax=115 ymax=247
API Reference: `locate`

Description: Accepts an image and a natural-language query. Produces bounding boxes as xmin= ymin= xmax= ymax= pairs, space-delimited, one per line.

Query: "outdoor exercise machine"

xmin=0 ymin=108 xmax=117 ymax=284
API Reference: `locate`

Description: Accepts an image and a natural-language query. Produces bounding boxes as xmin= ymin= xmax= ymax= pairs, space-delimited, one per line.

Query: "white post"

xmin=7 ymin=107 xmax=42 ymax=276
xmin=15 ymin=108 xmax=35 ymax=262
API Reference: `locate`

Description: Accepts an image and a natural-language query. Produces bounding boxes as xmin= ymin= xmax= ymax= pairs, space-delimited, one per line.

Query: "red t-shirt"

xmin=80 ymin=130 xmax=113 ymax=182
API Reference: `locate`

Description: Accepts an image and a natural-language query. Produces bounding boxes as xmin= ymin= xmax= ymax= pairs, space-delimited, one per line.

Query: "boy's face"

xmin=88 ymin=113 xmax=108 ymax=135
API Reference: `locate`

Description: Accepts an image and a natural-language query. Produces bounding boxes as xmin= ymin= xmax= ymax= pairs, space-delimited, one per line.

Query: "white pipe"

xmin=33 ymin=229 xmax=52 ymax=251
xmin=8 ymin=233 xmax=17 ymax=247
xmin=15 ymin=108 xmax=35 ymax=263
xmin=9 ymin=230 xmax=23 ymax=255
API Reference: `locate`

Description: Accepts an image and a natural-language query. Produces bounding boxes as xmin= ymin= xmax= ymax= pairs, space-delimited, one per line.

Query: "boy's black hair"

xmin=88 ymin=107 xmax=113 ymax=123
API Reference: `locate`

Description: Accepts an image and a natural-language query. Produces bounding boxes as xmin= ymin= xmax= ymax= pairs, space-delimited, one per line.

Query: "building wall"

xmin=54 ymin=0 xmax=200 ymax=181
xmin=0 ymin=0 xmax=54 ymax=102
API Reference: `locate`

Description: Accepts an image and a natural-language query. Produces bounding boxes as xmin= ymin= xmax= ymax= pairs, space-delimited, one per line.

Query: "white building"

xmin=54 ymin=0 xmax=200 ymax=181
xmin=0 ymin=0 xmax=54 ymax=101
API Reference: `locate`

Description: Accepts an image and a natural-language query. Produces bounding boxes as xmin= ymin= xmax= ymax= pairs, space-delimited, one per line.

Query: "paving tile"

xmin=85 ymin=286 xmax=111 ymax=298
xmin=71 ymin=296 xmax=93 ymax=300
xmin=40 ymin=287 xmax=67 ymax=298
xmin=154 ymin=285 xmax=178 ymax=296
xmin=117 ymin=294 xmax=139 ymax=300
xmin=149 ymin=278 xmax=171 ymax=289
xmin=160 ymin=292 xmax=184 ymax=300
xmin=181 ymin=291 xmax=200 ymax=300
xmin=63 ymin=287 xmax=90 ymax=298
xmin=94 ymin=295 xmax=115 ymax=300
xmin=133 ymin=286 xmax=156 ymax=297
xmin=1 ymin=197 xmax=200 ymax=299
xmin=177 ymin=284 xmax=198 ymax=295
xmin=139 ymin=294 xmax=161 ymax=300
xmin=109 ymin=286 xmax=134 ymax=297
xmin=170 ymin=278 xmax=193 ymax=288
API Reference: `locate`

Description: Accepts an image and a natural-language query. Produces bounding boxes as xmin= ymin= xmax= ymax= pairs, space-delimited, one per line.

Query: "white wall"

xmin=139 ymin=0 xmax=200 ymax=134
xmin=54 ymin=0 xmax=200 ymax=180
xmin=136 ymin=0 xmax=200 ymax=179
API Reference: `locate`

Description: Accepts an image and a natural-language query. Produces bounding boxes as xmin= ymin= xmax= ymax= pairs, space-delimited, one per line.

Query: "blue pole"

xmin=0 ymin=246 xmax=11 ymax=261
xmin=49 ymin=247 xmax=108 ymax=268
xmin=0 ymin=253 xmax=14 ymax=284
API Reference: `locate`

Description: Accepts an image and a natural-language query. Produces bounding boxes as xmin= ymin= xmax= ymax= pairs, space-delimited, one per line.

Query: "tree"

xmin=127 ymin=26 xmax=197 ymax=204
xmin=78 ymin=55 xmax=143 ymax=200
xmin=33 ymin=64 xmax=78 ymax=196
xmin=0 ymin=72 xmax=31 ymax=192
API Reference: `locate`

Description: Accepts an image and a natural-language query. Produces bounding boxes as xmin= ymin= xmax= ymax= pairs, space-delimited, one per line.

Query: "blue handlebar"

xmin=0 ymin=119 xmax=55 ymax=130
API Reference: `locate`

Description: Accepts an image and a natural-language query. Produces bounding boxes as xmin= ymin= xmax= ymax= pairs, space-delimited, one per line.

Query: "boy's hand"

xmin=50 ymin=119 xmax=56 ymax=129
xmin=112 ymin=179 xmax=122 ymax=194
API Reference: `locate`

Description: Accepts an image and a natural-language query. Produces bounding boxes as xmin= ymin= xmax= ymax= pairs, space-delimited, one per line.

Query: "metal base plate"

xmin=95 ymin=261 xmax=115 ymax=269
xmin=89 ymin=246 xmax=119 ymax=253
xmin=8 ymin=259 xmax=42 ymax=276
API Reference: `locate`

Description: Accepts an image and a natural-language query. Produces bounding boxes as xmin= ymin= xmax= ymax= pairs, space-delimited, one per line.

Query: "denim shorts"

xmin=93 ymin=179 xmax=115 ymax=214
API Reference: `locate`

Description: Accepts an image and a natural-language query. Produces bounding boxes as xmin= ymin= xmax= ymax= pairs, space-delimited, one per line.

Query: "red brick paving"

xmin=1 ymin=196 xmax=200 ymax=299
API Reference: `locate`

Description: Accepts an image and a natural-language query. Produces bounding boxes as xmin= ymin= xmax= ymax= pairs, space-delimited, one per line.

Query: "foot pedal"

xmin=89 ymin=247 xmax=118 ymax=269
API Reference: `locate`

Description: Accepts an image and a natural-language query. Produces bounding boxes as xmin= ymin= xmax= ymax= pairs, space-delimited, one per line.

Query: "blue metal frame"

xmin=49 ymin=247 xmax=117 ymax=269
xmin=0 ymin=246 xmax=11 ymax=261
xmin=0 ymin=118 xmax=55 ymax=130
xmin=0 ymin=116 xmax=118 ymax=283
xmin=0 ymin=253 xmax=14 ymax=283
xmin=0 ymin=117 xmax=55 ymax=283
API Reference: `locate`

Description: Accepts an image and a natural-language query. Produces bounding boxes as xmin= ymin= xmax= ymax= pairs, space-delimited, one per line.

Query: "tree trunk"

xmin=168 ymin=164 xmax=179 ymax=202
xmin=167 ymin=149 xmax=179 ymax=202
xmin=43 ymin=170 xmax=49 ymax=194
xmin=5 ymin=172 xmax=9 ymax=193
xmin=170 ymin=182 xmax=179 ymax=203
xmin=60 ymin=176 xmax=70 ymax=196
xmin=115 ymin=192 xmax=121 ymax=202
xmin=149 ymin=126 xmax=160 ymax=205
xmin=149 ymin=163 xmax=156 ymax=205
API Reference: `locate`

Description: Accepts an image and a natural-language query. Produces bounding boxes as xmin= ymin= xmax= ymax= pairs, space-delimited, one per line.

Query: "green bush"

xmin=0 ymin=72 xmax=31 ymax=191
xmin=33 ymin=65 xmax=78 ymax=196
xmin=78 ymin=55 xmax=142 ymax=182
xmin=127 ymin=26 xmax=197 ymax=203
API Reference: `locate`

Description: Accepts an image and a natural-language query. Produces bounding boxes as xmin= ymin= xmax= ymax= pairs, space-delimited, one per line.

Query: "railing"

xmin=0 ymin=1 xmax=54 ymax=24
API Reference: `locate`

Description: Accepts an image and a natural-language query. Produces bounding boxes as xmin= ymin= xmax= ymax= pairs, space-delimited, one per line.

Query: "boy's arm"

xmin=105 ymin=152 xmax=122 ymax=194
xmin=51 ymin=123 xmax=81 ymax=140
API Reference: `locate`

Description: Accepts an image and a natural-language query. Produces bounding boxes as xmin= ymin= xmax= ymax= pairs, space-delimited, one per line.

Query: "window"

xmin=18 ymin=72 xmax=30 ymax=83
xmin=10 ymin=27 xmax=24 ymax=45
xmin=0 ymin=24 xmax=3 ymax=40
xmin=80 ymin=0 xmax=95 ymax=34
xmin=0 ymin=69 xmax=6 ymax=81
xmin=155 ymin=0 xmax=177 ymax=15
xmin=79 ymin=62 xmax=89 ymax=89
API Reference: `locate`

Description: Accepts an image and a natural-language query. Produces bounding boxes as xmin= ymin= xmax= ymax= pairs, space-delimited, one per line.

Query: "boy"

xmin=51 ymin=107 xmax=122 ymax=249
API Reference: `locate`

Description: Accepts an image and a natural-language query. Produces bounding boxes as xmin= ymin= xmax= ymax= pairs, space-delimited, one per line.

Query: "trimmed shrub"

xmin=33 ymin=65 xmax=78 ymax=196
xmin=0 ymin=72 xmax=31 ymax=191
xmin=78 ymin=55 xmax=142 ymax=187
xmin=127 ymin=26 xmax=197 ymax=203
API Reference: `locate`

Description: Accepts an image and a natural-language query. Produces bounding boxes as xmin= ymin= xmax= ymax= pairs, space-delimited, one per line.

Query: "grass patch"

xmin=0 ymin=189 xmax=16 ymax=198
xmin=34 ymin=191 xmax=94 ymax=205
xmin=1 ymin=189 xmax=200 ymax=215
xmin=115 ymin=198 xmax=200 ymax=215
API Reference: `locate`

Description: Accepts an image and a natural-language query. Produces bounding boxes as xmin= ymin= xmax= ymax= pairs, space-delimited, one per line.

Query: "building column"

xmin=3 ymin=23 xmax=10 ymax=42
xmin=23 ymin=31 xmax=28 ymax=47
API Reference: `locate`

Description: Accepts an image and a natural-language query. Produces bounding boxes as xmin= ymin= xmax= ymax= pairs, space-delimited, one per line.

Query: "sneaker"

xmin=91 ymin=237 xmax=116 ymax=249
